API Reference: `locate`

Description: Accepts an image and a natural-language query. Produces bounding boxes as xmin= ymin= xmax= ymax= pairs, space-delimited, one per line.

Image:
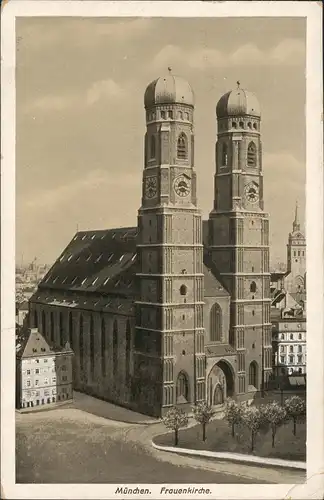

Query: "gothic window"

xmin=210 ymin=303 xmax=222 ymax=342
xmin=247 ymin=141 xmax=257 ymax=167
xmin=222 ymin=143 xmax=228 ymax=166
xmin=248 ymin=122 xmax=252 ymax=129
xmin=41 ymin=310 xmax=46 ymax=335
xmin=161 ymin=110 xmax=166 ymax=119
xmin=33 ymin=310 xmax=38 ymax=329
xmin=180 ymin=284 xmax=187 ymax=296
xmin=250 ymin=281 xmax=257 ymax=293
xmin=126 ymin=320 xmax=131 ymax=383
xmin=168 ymin=110 xmax=173 ymax=119
xmin=239 ymin=121 xmax=244 ymax=128
xmin=232 ymin=121 xmax=237 ymax=128
xmin=79 ymin=315 xmax=84 ymax=370
xmin=90 ymin=315 xmax=94 ymax=376
xmin=176 ymin=371 xmax=189 ymax=403
xmin=113 ymin=319 xmax=118 ymax=377
xmin=68 ymin=312 xmax=73 ymax=346
xmin=59 ymin=312 xmax=64 ymax=346
xmin=177 ymin=133 xmax=188 ymax=159
xmin=248 ymin=361 xmax=258 ymax=387
xmin=101 ymin=317 xmax=106 ymax=377
xmin=150 ymin=135 xmax=156 ymax=159
xmin=50 ymin=311 xmax=55 ymax=343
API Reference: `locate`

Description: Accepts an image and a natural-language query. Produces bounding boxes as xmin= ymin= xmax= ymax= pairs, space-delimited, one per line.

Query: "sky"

xmin=16 ymin=16 xmax=306 ymax=267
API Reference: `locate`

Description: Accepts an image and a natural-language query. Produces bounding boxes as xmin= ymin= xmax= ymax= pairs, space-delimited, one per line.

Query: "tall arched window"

xmin=222 ymin=143 xmax=228 ymax=166
xmin=41 ymin=310 xmax=46 ymax=336
xmin=249 ymin=361 xmax=258 ymax=387
xmin=79 ymin=315 xmax=84 ymax=370
xmin=33 ymin=310 xmax=38 ymax=329
xmin=176 ymin=371 xmax=189 ymax=403
xmin=101 ymin=317 xmax=106 ymax=377
xmin=150 ymin=135 xmax=156 ymax=159
xmin=90 ymin=315 xmax=94 ymax=376
xmin=59 ymin=312 xmax=64 ymax=346
xmin=68 ymin=312 xmax=73 ymax=346
xmin=250 ymin=281 xmax=257 ymax=293
xmin=126 ymin=320 xmax=131 ymax=384
xmin=177 ymin=133 xmax=188 ymax=159
xmin=210 ymin=303 xmax=222 ymax=341
xmin=247 ymin=141 xmax=257 ymax=167
xmin=50 ymin=311 xmax=55 ymax=343
xmin=113 ymin=319 xmax=118 ymax=377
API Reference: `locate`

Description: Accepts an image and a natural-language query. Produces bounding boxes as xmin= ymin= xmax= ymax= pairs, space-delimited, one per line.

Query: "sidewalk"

xmin=71 ymin=391 xmax=159 ymax=425
xmin=16 ymin=399 xmax=73 ymax=415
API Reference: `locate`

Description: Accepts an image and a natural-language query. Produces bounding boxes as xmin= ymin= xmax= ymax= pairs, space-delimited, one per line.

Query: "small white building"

xmin=271 ymin=309 xmax=306 ymax=376
xmin=16 ymin=327 xmax=74 ymax=409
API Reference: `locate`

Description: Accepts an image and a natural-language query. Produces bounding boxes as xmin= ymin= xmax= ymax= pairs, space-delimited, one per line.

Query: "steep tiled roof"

xmin=16 ymin=327 xmax=73 ymax=359
xmin=38 ymin=227 xmax=138 ymax=297
xmin=33 ymin=225 xmax=228 ymax=303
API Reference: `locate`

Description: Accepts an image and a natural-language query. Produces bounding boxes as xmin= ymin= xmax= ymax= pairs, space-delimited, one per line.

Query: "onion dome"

xmin=144 ymin=73 xmax=194 ymax=108
xmin=216 ymin=85 xmax=261 ymax=119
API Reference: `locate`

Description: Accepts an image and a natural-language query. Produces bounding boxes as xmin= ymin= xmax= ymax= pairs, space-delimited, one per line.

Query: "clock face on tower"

xmin=174 ymin=175 xmax=191 ymax=197
xmin=145 ymin=176 xmax=158 ymax=199
xmin=244 ymin=182 xmax=259 ymax=204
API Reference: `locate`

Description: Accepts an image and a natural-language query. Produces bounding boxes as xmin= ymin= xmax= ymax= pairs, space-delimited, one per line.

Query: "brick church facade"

xmin=29 ymin=74 xmax=272 ymax=417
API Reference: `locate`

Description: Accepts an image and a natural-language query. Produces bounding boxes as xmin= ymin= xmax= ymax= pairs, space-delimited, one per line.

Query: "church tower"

xmin=208 ymin=85 xmax=272 ymax=398
xmin=134 ymin=73 xmax=205 ymax=417
xmin=286 ymin=202 xmax=306 ymax=293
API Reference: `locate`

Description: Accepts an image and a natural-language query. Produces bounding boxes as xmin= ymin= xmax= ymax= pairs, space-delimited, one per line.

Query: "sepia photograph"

xmin=1 ymin=1 xmax=323 ymax=499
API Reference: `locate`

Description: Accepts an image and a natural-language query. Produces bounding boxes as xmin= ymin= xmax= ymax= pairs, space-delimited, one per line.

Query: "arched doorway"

xmin=248 ymin=361 xmax=258 ymax=388
xmin=207 ymin=359 xmax=235 ymax=406
xmin=176 ymin=371 xmax=189 ymax=403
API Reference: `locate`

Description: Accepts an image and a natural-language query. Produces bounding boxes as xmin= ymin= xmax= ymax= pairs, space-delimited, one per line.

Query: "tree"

xmin=162 ymin=407 xmax=189 ymax=446
xmin=262 ymin=401 xmax=287 ymax=447
xmin=224 ymin=399 xmax=243 ymax=438
xmin=192 ymin=401 xmax=215 ymax=442
xmin=241 ymin=406 xmax=264 ymax=452
xmin=284 ymin=395 xmax=306 ymax=436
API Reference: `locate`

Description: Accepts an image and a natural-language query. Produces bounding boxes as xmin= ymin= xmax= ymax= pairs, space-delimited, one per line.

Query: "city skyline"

xmin=16 ymin=17 xmax=306 ymax=266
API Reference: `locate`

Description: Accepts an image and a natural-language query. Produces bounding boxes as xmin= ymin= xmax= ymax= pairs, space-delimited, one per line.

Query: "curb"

xmin=151 ymin=441 xmax=306 ymax=471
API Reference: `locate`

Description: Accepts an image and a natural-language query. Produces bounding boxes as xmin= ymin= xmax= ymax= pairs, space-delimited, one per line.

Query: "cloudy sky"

xmin=16 ymin=16 xmax=306 ymax=267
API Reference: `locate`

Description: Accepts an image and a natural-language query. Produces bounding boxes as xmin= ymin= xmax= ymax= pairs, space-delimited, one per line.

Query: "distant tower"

xmin=208 ymin=85 xmax=272 ymax=397
xmin=134 ymin=72 xmax=205 ymax=416
xmin=286 ymin=201 xmax=306 ymax=293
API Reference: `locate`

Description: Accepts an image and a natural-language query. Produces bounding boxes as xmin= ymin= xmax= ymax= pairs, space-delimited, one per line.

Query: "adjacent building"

xmin=271 ymin=309 xmax=306 ymax=376
xmin=16 ymin=327 xmax=74 ymax=409
xmin=29 ymin=74 xmax=272 ymax=417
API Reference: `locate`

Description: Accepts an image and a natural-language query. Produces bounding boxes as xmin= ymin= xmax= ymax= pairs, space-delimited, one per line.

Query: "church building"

xmin=29 ymin=74 xmax=272 ymax=417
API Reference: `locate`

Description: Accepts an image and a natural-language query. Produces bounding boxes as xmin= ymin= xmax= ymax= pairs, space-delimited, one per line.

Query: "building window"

xmin=41 ymin=310 xmax=46 ymax=335
xmin=50 ymin=311 xmax=55 ymax=343
xmin=222 ymin=143 xmax=228 ymax=166
xmin=232 ymin=121 xmax=237 ymax=128
xmin=126 ymin=320 xmax=131 ymax=384
xmin=180 ymin=284 xmax=187 ymax=296
xmin=44 ymin=378 xmax=49 ymax=385
xmin=80 ymin=315 xmax=84 ymax=370
xmin=297 ymin=355 xmax=303 ymax=364
xmin=290 ymin=333 xmax=294 ymax=340
xmin=248 ymin=361 xmax=258 ymax=388
xmin=239 ymin=121 xmax=244 ymax=128
xmin=298 ymin=345 xmax=302 ymax=353
xmin=185 ymin=112 xmax=189 ymax=121
xmin=68 ymin=312 xmax=73 ymax=346
xmin=248 ymin=122 xmax=252 ymax=129
xmin=250 ymin=281 xmax=257 ymax=293
xmin=253 ymin=123 xmax=257 ymax=130
xmin=35 ymin=368 xmax=39 ymax=374
xmin=177 ymin=133 xmax=188 ymax=159
xmin=290 ymin=346 xmax=294 ymax=353
xmin=101 ymin=317 xmax=106 ymax=377
xmin=27 ymin=369 xmax=30 ymax=375
xmin=298 ymin=333 xmax=302 ymax=340
xmin=210 ymin=303 xmax=222 ymax=342
xmin=168 ymin=110 xmax=173 ymax=119
xmin=113 ymin=319 xmax=118 ymax=377
xmin=280 ymin=345 xmax=285 ymax=353
xmin=280 ymin=356 xmax=285 ymax=364
xmin=59 ymin=311 xmax=64 ymax=347
xmin=150 ymin=135 xmax=156 ymax=159
xmin=247 ymin=141 xmax=257 ymax=167
xmin=178 ymin=111 xmax=183 ymax=120
xmin=161 ymin=110 xmax=166 ymax=119
xmin=26 ymin=380 xmax=31 ymax=387
xmin=289 ymin=355 xmax=294 ymax=364
xmin=62 ymin=376 xmax=67 ymax=382
xmin=281 ymin=334 xmax=285 ymax=340
xmin=176 ymin=371 xmax=189 ymax=403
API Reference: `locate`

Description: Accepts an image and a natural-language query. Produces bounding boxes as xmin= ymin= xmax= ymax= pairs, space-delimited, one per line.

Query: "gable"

xmin=21 ymin=328 xmax=52 ymax=358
